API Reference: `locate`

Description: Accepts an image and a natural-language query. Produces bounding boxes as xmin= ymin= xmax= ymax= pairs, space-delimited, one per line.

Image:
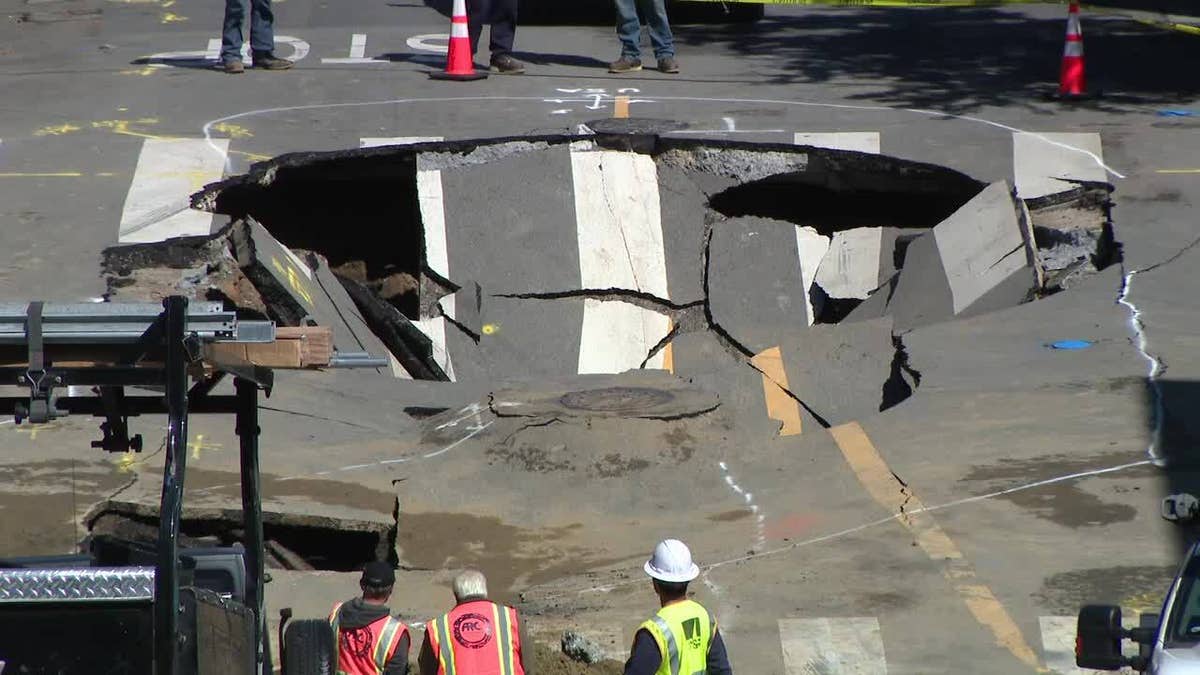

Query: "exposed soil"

xmin=530 ymin=642 xmax=623 ymax=675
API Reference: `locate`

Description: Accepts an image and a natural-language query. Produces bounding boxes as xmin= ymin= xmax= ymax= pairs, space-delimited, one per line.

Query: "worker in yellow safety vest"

xmin=623 ymin=539 xmax=733 ymax=675
xmin=329 ymin=561 xmax=410 ymax=675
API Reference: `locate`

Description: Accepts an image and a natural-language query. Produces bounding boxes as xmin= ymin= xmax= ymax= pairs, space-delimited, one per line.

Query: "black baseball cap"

xmin=360 ymin=561 xmax=395 ymax=587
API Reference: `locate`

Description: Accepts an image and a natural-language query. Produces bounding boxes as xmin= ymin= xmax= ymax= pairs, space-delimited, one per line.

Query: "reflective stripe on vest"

xmin=434 ymin=614 xmax=457 ymax=675
xmin=640 ymin=600 xmax=714 ymax=675
xmin=330 ymin=602 xmax=409 ymax=675
xmin=427 ymin=600 xmax=524 ymax=675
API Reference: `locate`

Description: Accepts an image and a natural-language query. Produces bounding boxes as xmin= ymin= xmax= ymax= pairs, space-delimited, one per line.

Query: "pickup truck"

xmin=1078 ymin=540 xmax=1200 ymax=673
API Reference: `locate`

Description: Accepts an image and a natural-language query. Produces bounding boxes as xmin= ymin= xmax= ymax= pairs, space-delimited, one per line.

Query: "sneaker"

xmin=221 ymin=59 xmax=245 ymax=74
xmin=251 ymin=54 xmax=293 ymax=70
xmin=489 ymin=54 xmax=526 ymax=75
xmin=608 ymin=56 xmax=642 ymax=73
xmin=657 ymin=56 xmax=680 ymax=74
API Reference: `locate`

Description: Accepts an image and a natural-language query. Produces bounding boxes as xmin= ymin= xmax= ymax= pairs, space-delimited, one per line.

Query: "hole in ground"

xmin=86 ymin=501 xmax=396 ymax=571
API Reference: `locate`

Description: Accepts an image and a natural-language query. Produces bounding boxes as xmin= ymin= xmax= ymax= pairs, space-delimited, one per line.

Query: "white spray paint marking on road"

xmin=779 ymin=618 xmax=887 ymax=674
xmin=717 ymin=460 xmax=766 ymax=551
xmin=406 ymin=34 xmax=449 ymax=54
xmin=571 ymin=144 xmax=671 ymax=373
xmin=539 ymin=459 xmax=1151 ymax=600
xmin=119 ymin=138 xmax=228 ymax=243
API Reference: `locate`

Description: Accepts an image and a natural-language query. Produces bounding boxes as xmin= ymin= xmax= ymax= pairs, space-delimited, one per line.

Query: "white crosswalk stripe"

xmin=1012 ymin=132 xmax=1107 ymax=200
xmin=570 ymin=142 xmax=671 ymax=374
xmin=794 ymin=132 xmax=881 ymax=154
xmin=360 ymin=136 xmax=452 ymax=380
xmin=118 ymin=138 xmax=228 ymax=244
xmin=779 ymin=617 xmax=887 ymax=674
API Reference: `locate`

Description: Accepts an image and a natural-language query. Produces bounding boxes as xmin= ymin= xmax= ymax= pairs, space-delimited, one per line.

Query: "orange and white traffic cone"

xmin=1058 ymin=1 xmax=1086 ymax=97
xmin=430 ymin=0 xmax=487 ymax=81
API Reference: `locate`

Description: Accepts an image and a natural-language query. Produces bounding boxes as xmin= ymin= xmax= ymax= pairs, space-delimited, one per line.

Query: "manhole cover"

xmin=559 ymin=387 xmax=674 ymax=413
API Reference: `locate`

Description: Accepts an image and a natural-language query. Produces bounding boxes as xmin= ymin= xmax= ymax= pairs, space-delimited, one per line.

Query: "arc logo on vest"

xmin=453 ymin=612 xmax=494 ymax=649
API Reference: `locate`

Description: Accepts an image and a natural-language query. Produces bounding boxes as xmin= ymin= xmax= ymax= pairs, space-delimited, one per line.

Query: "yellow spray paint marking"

xmin=830 ymin=422 xmax=1047 ymax=672
xmin=14 ymin=422 xmax=60 ymax=441
xmin=119 ymin=66 xmax=157 ymax=76
xmin=160 ymin=12 xmax=187 ymax=23
xmin=210 ymin=123 xmax=254 ymax=139
xmin=614 ymin=96 xmax=631 ymax=119
xmin=481 ymin=323 xmax=499 ymax=336
xmin=92 ymin=118 xmax=175 ymax=141
xmin=271 ymin=257 xmax=314 ymax=307
xmin=34 ymin=123 xmax=81 ymax=137
xmin=116 ymin=453 xmax=138 ymax=474
xmin=1122 ymin=590 xmax=1165 ymax=615
xmin=750 ymin=346 xmax=803 ymax=436
xmin=188 ymin=434 xmax=222 ymax=460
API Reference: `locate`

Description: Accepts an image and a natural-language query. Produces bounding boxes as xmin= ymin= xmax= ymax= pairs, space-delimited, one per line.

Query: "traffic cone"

xmin=1058 ymin=1 xmax=1086 ymax=97
xmin=430 ymin=0 xmax=487 ymax=81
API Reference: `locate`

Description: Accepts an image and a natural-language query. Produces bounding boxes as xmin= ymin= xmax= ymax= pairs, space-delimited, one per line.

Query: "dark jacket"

xmin=333 ymin=597 xmax=410 ymax=675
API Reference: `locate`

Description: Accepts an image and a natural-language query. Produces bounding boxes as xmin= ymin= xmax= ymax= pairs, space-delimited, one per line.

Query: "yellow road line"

xmin=750 ymin=346 xmax=803 ymax=436
xmin=1157 ymin=169 xmax=1200 ymax=174
xmin=0 ymin=172 xmax=84 ymax=178
xmin=830 ymin=422 xmax=1047 ymax=672
xmin=614 ymin=96 xmax=630 ymax=119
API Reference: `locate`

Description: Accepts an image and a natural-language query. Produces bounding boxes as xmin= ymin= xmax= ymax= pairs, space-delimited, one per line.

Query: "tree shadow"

xmin=673 ymin=8 xmax=1200 ymax=113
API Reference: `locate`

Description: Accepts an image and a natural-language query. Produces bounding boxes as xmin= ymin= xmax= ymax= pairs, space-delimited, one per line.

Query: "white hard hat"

xmin=644 ymin=539 xmax=700 ymax=583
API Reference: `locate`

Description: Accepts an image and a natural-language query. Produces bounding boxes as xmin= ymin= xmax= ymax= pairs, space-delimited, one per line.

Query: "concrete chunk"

xmin=814 ymin=227 xmax=902 ymax=300
xmin=887 ymin=181 xmax=1041 ymax=331
xmin=708 ymin=217 xmax=828 ymax=354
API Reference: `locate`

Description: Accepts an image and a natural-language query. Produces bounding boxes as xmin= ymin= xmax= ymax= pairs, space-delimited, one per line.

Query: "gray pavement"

xmin=3 ymin=1 xmax=1200 ymax=673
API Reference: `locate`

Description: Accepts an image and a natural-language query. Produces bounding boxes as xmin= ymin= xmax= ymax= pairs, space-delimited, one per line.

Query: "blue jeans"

xmin=221 ymin=0 xmax=276 ymax=62
xmin=614 ymin=0 xmax=674 ymax=60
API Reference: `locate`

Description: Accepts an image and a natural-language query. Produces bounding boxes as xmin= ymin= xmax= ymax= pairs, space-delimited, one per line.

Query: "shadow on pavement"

xmin=1152 ymin=379 xmax=1200 ymax=556
xmin=673 ymin=8 xmax=1200 ymax=113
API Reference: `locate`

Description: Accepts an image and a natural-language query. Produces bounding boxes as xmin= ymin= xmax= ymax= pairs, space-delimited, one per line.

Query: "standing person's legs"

xmin=487 ymin=0 xmax=518 ymax=57
xmin=248 ymin=0 xmax=276 ymax=58
xmin=613 ymin=0 xmax=644 ymax=60
xmin=637 ymin=0 xmax=674 ymax=59
xmin=220 ymin=0 xmax=246 ymax=62
xmin=467 ymin=0 xmax=490 ymax=57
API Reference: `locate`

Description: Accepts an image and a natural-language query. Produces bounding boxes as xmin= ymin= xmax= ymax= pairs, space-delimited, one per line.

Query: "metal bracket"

xmin=16 ymin=302 xmax=62 ymax=424
xmin=90 ymin=387 xmax=143 ymax=453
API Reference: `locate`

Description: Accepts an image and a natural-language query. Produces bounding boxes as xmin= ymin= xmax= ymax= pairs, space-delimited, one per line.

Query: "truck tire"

xmin=282 ymin=619 xmax=336 ymax=675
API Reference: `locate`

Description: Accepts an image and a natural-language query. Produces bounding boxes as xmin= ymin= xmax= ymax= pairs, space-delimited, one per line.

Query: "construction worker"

xmin=329 ymin=561 xmax=410 ymax=675
xmin=624 ymin=539 xmax=733 ymax=675
xmin=418 ymin=569 xmax=531 ymax=675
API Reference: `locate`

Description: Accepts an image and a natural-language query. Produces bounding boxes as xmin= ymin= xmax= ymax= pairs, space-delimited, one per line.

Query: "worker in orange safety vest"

xmin=329 ymin=561 xmax=411 ymax=675
xmin=418 ymin=569 xmax=531 ymax=675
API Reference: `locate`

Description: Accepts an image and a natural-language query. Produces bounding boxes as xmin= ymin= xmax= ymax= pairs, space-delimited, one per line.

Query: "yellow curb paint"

xmin=830 ymin=422 xmax=1047 ymax=672
xmin=750 ymin=346 xmax=803 ymax=436
xmin=614 ymin=96 xmax=631 ymax=119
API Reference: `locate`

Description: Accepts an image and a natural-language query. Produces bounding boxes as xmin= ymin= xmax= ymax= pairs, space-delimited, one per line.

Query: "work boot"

xmin=252 ymin=54 xmax=293 ymax=70
xmin=490 ymin=54 xmax=526 ymax=75
xmin=657 ymin=56 xmax=680 ymax=74
xmin=608 ymin=56 xmax=642 ymax=73
xmin=221 ymin=59 xmax=245 ymax=74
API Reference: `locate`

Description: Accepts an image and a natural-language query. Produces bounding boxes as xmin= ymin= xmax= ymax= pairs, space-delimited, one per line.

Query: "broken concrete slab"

xmin=762 ymin=317 xmax=908 ymax=426
xmin=707 ymin=216 xmax=828 ymax=354
xmin=491 ymin=370 xmax=719 ymax=420
xmin=1012 ymin=132 xmax=1108 ymax=201
xmin=815 ymin=227 xmax=902 ymax=301
xmin=887 ymin=181 xmax=1043 ymax=332
xmin=655 ymin=165 xmax=734 ymax=304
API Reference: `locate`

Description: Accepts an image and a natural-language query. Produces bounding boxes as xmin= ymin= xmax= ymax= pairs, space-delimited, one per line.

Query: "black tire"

xmin=282 ymin=619 xmax=336 ymax=675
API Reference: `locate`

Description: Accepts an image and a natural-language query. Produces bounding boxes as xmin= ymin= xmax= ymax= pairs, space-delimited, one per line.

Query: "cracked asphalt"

xmin=3 ymin=1 xmax=1200 ymax=672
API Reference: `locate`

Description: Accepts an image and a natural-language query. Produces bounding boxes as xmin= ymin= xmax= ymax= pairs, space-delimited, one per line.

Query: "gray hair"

xmin=453 ymin=570 xmax=488 ymax=602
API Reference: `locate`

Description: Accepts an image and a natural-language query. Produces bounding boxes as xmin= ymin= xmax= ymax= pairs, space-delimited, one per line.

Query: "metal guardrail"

xmin=0 ymin=302 xmax=273 ymax=344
